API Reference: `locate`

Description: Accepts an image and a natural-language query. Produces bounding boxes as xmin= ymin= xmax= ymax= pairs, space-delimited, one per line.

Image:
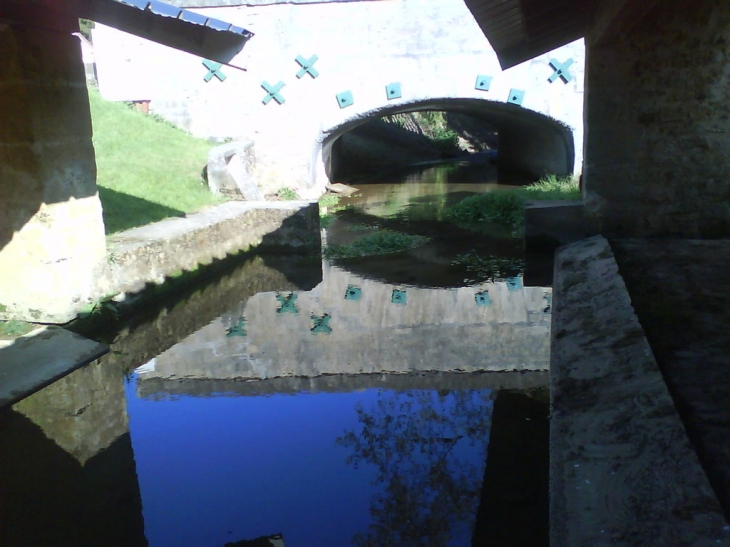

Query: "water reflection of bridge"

xmin=136 ymin=262 xmax=551 ymax=398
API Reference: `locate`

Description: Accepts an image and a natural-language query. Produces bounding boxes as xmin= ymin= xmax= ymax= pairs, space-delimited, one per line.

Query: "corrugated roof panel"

xmin=464 ymin=0 xmax=598 ymax=68
xmin=179 ymin=10 xmax=207 ymax=25
xmin=82 ymin=0 xmax=253 ymax=68
xmin=148 ymin=1 xmax=182 ymax=18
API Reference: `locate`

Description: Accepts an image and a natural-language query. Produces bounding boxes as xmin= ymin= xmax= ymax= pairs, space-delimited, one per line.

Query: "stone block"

xmin=206 ymin=140 xmax=263 ymax=200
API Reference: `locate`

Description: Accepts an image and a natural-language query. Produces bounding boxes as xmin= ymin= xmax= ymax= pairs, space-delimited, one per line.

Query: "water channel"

xmin=0 ymin=160 xmax=552 ymax=547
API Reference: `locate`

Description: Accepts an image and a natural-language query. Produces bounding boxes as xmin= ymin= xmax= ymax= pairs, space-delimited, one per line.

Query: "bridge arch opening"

xmin=319 ymin=98 xmax=575 ymax=186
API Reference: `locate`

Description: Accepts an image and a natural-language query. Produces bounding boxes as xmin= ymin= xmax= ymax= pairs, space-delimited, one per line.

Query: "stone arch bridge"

xmin=93 ymin=0 xmax=584 ymax=196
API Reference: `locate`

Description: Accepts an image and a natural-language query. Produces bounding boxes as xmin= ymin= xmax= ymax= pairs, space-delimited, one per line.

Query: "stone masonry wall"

xmin=0 ymin=22 xmax=107 ymax=322
xmin=583 ymin=0 xmax=730 ymax=237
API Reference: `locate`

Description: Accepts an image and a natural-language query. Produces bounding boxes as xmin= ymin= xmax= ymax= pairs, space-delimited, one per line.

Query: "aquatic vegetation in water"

xmin=318 ymin=193 xmax=341 ymax=210
xmin=452 ymin=252 xmax=524 ymax=283
xmin=444 ymin=174 xmax=580 ymax=230
xmin=344 ymin=224 xmax=378 ymax=232
xmin=445 ymin=190 xmax=525 ymax=227
xmin=323 ymin=230 xmax=429 ymax=259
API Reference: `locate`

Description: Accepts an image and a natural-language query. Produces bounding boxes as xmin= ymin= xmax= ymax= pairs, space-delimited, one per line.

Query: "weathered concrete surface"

xmin=583 ymin=0 xmax=730 ymax=237
xmin=92 ymin=0 xmax=585 ymax=193
xmin=550 ymin=236 xmax=729 ymax=546
xmin=137 ymin=371 xmax=549 ymax=399
xmin=206 ymin=140 xmax=262 ymax=199
xmin=0 ymin=327 xmax=108 ymax=410
xmin=612 ymin=239 xmax=730 ymax=518
xmin=0 ymin=23 xmax=107 ymax=322
xmin=524 ymin=200 xmax=597 ymax=255
xmin=97 ymin=200 xmax=319 ymax=298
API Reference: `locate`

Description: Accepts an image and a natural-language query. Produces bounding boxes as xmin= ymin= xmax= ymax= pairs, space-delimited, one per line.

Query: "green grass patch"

xmin=523 ymin=174 xmax=581 ymax=201
xmin=0 ymin=320 xmax=36 ymax=339
xmin=444 ymin=175 xmax=580 ymax=230
xmin=89 ymin=88 xmax=223 ymax=234
xmin=445 ymin=190 xmax=525 ymax=226
xmin=324 ymin=230 xmax=429 ymax=259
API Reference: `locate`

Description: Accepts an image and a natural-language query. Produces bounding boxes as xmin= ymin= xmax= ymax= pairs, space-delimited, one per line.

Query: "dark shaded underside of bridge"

xmin=462 ymin=0 xmax=658 ymax=70
xmin=322 ymin=98 xmax=575 ymax=182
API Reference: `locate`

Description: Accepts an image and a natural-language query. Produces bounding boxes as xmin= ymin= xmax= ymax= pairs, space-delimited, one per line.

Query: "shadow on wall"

xmin=321 ymin=98 xmax=574 ymax=184
xmin=99 ymin=187 xmax=186 ymax=234
xmin=0 ymin=25 xmax=101 ymax=255
xmin=328 ymin=111 xmax=499 ymax=181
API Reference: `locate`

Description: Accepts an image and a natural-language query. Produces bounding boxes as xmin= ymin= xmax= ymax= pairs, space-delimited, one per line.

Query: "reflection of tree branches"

xmin=336 ymin=390 xmax=493 ymax=546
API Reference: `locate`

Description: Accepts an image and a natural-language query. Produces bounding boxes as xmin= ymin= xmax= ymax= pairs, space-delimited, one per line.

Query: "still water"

xmin=1 ymin=161 xmax=551 ymax=547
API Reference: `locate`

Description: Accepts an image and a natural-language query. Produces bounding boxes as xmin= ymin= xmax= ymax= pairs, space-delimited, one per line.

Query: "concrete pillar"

xmin=0 ymin=22 xmax=107 ymax=322
xmin=583 ymin=0 xmax=730 ymax=238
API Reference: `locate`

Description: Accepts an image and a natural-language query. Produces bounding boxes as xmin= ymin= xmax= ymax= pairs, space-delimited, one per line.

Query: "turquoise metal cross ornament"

xmin=548 ymin=58 xmax=574 ymax=83
xmin=276 ymin=292 xmax=299 ymax=314
xmin=311 ymin=313 xmax=332 ymax=335
xmin=202 ymin=60 xmax=226 ymax=82
xmin=295 ymin=54 xmax=319 ymax=79
xmin=262 ymin=81 xmax=285 ymax=105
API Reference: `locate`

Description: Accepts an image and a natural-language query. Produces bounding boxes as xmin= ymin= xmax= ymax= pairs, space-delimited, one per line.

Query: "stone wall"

xmin=583 ymin=0 xmax=730 ymax=237
xmin=0 ymin=22 xmax=107 ymax=322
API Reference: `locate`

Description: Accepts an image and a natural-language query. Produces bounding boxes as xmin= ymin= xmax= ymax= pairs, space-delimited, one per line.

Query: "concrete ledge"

xmin=524 ymin=200 xmax=597 ymax=253
xmin=0 ymin=327 xmax=108 ymax=409
xmin=550 ymin=236 xmax=729 ymax=546
xmin=97 ymin=201 xmax=319 ymax=297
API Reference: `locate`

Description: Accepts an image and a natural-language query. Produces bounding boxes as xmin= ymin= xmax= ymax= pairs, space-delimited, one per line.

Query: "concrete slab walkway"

xmin=613 ymin=239 xmax=730 ymax=520
xmin=0 ymin=327 xmax=108 ymax=409
xmin=550 ymin=236 xmax=730 ymax=546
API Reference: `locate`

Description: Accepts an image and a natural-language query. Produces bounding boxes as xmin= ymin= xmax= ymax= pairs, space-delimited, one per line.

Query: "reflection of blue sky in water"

xmin=125 ymin=381 xmax=492 ymax=547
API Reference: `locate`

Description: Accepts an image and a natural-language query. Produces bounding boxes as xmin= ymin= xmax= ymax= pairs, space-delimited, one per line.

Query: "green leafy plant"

xmin=318 ymin=193 xmax=341 ymax=210
xmin=523 ymin=174 xmax=580 ymax=200
xmin=324 ymin=230 xmax=429 ymax=259
xmin=275 ymin=187 xmax=299 ymax=200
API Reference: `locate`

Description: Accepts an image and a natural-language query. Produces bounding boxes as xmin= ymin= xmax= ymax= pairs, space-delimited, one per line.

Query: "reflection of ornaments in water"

xmin=226 ymin=316 xmax=247 ymax=337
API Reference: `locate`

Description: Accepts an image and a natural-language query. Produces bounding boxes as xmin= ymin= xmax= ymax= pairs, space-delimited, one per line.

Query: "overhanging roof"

xmin=463 ymin=0 xmax=598 ymax=69
xmin=80 ymin=0 xmax=253 ymax=68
